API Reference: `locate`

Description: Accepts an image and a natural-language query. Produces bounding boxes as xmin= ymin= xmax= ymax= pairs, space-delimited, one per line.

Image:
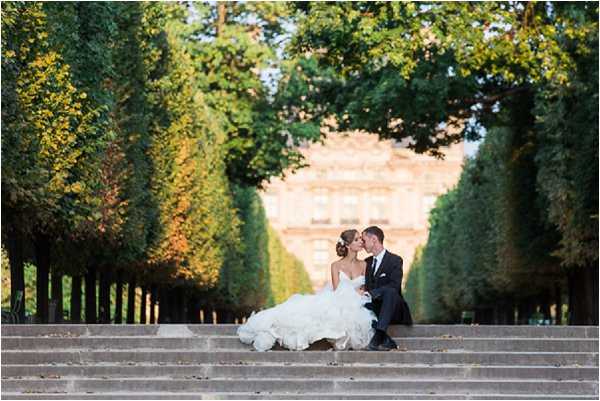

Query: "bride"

xmin=237 ymin=229 xmax=376 ymax=351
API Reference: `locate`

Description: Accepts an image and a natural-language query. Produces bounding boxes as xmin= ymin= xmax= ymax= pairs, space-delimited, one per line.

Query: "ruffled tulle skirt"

xmin=237 ymin=284 xmax=376 ymax=351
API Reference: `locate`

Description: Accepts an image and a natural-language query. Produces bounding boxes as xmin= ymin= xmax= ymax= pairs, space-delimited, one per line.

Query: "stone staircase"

xmin=1 ymin=324 xmax=598 ymax=399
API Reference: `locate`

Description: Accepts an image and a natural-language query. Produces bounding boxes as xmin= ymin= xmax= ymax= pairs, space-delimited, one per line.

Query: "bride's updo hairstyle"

xmin=336 ymin=229 xmax=358 ymax=257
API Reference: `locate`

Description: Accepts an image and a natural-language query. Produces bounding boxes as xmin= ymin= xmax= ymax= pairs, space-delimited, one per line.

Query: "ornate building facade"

xmin=260 ymin=131 xmax=465 ymax=290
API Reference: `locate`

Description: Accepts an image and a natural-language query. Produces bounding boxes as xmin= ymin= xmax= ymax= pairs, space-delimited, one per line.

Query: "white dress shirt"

xmin=372 ymin=249 xmax=386 ymax=276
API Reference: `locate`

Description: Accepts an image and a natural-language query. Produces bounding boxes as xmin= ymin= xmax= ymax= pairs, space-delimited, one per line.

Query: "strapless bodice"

xmin=339 ymin=271 xmax=365 ymax=289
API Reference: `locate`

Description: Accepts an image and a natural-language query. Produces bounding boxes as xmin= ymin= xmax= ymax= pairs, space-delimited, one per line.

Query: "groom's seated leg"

xmin=368 ymin=329 xmax=386 ymax=351
xmin=380 ymin=333 xmax=398 ymax=350
xmin=375 ymin=287 xmax=401 ymax=332
xmin=364 ymin=302 xmax=376 ymax=312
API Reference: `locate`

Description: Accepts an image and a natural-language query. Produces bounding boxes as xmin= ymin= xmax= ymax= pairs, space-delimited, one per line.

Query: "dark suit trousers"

xmin=369 ymin=287 xmax=402 ymax=332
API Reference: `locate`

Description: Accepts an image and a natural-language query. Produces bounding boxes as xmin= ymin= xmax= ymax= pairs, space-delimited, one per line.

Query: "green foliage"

xmin=534 ymin=18 xmax=599 ymax=267
xmin=291 ymin=2 xmax=599 ymax=156
xmin=266 ymin=226 xmax=313 ymax=306
xmin=141 ymin=3 xmax=240 ymax=291
xmin=1 ymin=2 xmax=107 ymax=239
xmin=1 ymin=245 xmax=38 ymax=316
xmin=231 ymin=185 xmax=271 ymax=311
xmin=406 ymin=117 xmax=580 ymax=322
xmin=310 ymin=2 xmax=600 ymax=323
xmin=3 ymin=1 xmax=318 ymax=319
xmin=403 ymin=246 xmax=424 ymax=322
xmin=188 ymin=2 xmax=321 ymax=187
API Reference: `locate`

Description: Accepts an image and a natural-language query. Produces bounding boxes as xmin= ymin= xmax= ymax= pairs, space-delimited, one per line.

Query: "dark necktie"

xmin=372 ymin=257 xmax=378 ymax=276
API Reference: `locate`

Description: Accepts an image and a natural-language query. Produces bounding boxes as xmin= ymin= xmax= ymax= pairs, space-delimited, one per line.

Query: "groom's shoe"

xmin=368 ymin=330 xmax=385 ymax=351
xmin=378 ymin=334 xmax=398 ymax=351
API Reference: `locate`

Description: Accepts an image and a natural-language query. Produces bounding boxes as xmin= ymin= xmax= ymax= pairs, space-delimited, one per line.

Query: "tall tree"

xmin=1 ymin=2 xmax=107 ymax=322
xmin=188 ymin=1 xmax=322 ymax=187
xmin=291 ymin=2 xmax=597 ymax=155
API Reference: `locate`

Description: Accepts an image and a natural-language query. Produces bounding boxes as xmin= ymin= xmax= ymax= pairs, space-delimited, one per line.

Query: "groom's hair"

xmin=363 ymin=226 xmax=384 ymax=244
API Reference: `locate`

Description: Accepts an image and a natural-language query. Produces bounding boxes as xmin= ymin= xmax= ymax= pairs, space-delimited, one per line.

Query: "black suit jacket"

xmin=364 ymin=250 xmax=404 ymax=300
xmin=364 ymin=250 xmax=413 ymax=325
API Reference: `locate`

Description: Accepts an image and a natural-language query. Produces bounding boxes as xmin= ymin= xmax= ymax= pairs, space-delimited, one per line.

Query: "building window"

xmin=369 ymin=194 xmax=389 ymax=225
xmin=341 ymin=194 xmax=359 ymax=225
xmin=313 ymin=240 xmax=329 ymax=265
xmin=264 ymin=193 xmax=278 ymax=219
xmin=312 ymin=192 xmax=330 ymax=224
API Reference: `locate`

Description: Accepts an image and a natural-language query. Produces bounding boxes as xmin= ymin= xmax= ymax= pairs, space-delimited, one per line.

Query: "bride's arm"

xmin=357 ymin=260 xmax=367 ymax=294
xmin=330 ymin=263 xmax=340 ymax=291
xmin=361 ymin=260 xmax=367 ymax=289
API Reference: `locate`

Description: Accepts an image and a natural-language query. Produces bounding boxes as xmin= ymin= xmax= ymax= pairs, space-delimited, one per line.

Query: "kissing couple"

xmin=238 ymin=226 xmax=413 ymax=352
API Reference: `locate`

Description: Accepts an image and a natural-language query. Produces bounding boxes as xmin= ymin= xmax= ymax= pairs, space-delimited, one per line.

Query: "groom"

xmin=360 ymin=226 xmax=412 ymax=351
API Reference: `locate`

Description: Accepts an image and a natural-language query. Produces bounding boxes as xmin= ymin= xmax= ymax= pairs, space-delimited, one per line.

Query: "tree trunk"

xmin=157 ymin=287 xmax=165 ymax=323
xmin=139 ymin=286 xmax=147 ymax=324
xmin=85 ymin=265 xmax=97 ymax=324
xmin=169 ymin=287 xmax=177 ymax=323
xmin=150 ymin=285 xmax=157 ymax=324
xmin=216 ymin=2 xmax=227 ymax=37
xmin=168 ymin=287 xmax=178 ymax=323
xmin=199 ymin=306 xmax=208 ymax=324
xmin=492 ymin=305 xmax=502 ymax=325
xmin=540 ymin=289 xmax=551 ymax=322
xmin=527 ymin=297 xmax=536 ymax=323
xmin=6 ymin=228 xmax=26 ymax=323
xmin=568 ymin=266 xmax=599 ymax=325
xmin=504 ymin=302 xmax=516 ymax=325
xmin=168 ymin=288 xmax=178 ymax=323
xmin=158 ymin=287 xmax=170 ymax=323
xmin=187 ymin=296 xmax=200 ymax=323
xmin=216 ymin=308 xmax=234 ymax=324
xmin=186 ymin=296 xmax=194 ymax=323
xmin=203 ymin=307 xmax=214 ymax=324
xmin=239 ymin=312 xmax=247 ymax=324
xmin=475 ymin=307 xmax=493 ymax=325
xmin=34 ymin=234 xmax=50 ymax=324
xmin=176 ymin=288 xmax=186 ymax=323
xmin=51 ymin=268 xmax=63 ymax=323
xmin=70 ymin=275 xmax=82 ymax=323
xmin=114 ymin=272 xmax=123 ymax=324
xmin=517 ymin=298 xmax=533 ymax=325
xmin=98 ymin=269 xmax=111 ymax=323
xmin=555 ymin=282 xmax=562 ymax=325
xmin=126 ymin=276 xmax=136 ymax=324
xmin=590 ymin=267 xmax=598 ymax=325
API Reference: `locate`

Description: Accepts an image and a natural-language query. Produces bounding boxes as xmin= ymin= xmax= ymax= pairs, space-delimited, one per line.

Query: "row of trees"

xmin=401 ymin=7 xmax=598 ymax=324
xmin=286 ymin=2 xmax=597 ymax=325
xmin=405 ymin=86 xmax=598 ymax=324
xmin=3 ymin=2 xmax=597 ymax=325
xmin=1 ymin=204 xmax=311 ymax=322
xmin=2 ymin=2 xmax=314 ymax=324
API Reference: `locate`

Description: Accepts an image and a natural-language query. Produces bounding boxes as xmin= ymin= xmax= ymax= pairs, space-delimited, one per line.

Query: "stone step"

xmin=3 ymin=325 xmax=597 ymax=399
xmin=3 ymin=363 xmax=598 ymax=381
xmin=3 ymin=324 xmax=598 ymax=339
xmin=3 ymin=350 xmax=597 ymax=366
xmin=3 ymin=336 xmax=597 ymax=353
xmin=2 ymin=392 xmax=598 ymax=400
xmin=2 ymin=378 xmax=598 ymax=395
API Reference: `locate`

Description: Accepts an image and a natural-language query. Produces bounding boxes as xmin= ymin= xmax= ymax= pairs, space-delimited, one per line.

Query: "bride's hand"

xmin=355 ymin=288 xmax=365 ymax=296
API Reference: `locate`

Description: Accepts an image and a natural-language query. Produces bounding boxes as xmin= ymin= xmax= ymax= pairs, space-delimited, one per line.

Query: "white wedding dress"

xmin=237 ymin=271 xmax=376 ymax=351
